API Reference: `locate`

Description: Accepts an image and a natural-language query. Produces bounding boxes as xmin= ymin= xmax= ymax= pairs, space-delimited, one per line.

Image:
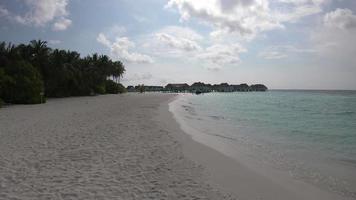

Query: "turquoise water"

xmin=172 ymin=90 xmax=356 ymax=198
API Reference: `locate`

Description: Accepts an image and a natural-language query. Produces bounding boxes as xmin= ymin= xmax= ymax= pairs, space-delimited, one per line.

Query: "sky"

xmin=0 ymin=0 xmax=356 ymax=89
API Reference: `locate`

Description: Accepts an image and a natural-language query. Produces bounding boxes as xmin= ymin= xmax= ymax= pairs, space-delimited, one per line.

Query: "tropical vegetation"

xmin=0 ymin=40 xmax=125 ymax=105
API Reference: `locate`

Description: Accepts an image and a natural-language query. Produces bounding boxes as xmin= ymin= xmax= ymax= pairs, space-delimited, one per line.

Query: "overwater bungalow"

xmin=127 ymin=86 xmax=136 ymax=92
xmin=190 ymin=82 xmax=212 ymax=93
xmin=165 ymin=83 xmax=190 ymax=92
xmin=250 ymin=84 xmax=268 ymax=91
xmin=232 ymin=84 xmax=251 ymax=92
xmin=127 ymin=82 xmax=268 ymax=93
xmin=145 ymin=86 xmax=165 ymax=92
xmin=213 ymin=83 xmax=234 ymax=92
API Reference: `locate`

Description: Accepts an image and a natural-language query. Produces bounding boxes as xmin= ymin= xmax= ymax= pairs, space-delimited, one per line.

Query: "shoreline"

xmin=166 ymin=94 xmax=349 ymax=200
xmin=0 ymin=93 xmax=350 ymax=199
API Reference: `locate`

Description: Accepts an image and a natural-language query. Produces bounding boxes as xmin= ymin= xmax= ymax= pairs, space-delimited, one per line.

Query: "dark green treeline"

xmin=0 ymin=40 xmax=126 ymax=105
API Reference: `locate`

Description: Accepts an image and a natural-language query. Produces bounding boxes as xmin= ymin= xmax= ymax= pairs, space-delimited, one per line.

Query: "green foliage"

xmin=94 ymin=83 xmax=106 ymax=94
xmin=105 ymin=80 xmax=119 ymax=94
xmin=0 ymin=40 xmax=126 ymax=104
xmin=105 ymin=80 xmax=127 ymax=94
xmin=0 ymin=68 xmax=6 ymax=96
xmin=117 ymin=83 xmax=127 ymax=94
xmin=138 ymin=84 xmax=145 ymax=93
xmin=1 ymin=60 xmax=44 ymax=104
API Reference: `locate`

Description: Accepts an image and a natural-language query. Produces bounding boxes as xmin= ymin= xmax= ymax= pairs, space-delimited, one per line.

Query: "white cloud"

xmin=133 ymin=15 xmax=148 ymax=23
xmin=97 ymin=33 xmax=154 ymax=64
xmin=258 ymin=45 xmax=315 ymax=59
xmin=52 ymin=17 xmax=72 ymax=31
xmin=97 ymin=33 xmax=112 ymax=47
xmin=141 ymin=25 xmax=246 ymax=69
xmin=156 ymin=33 xmax=201 ymax=51
xmin=275 ymin=0 xmax=325 ymax=22
xmin=160 ymin=1 xmax=327 ymax=71
xmin=0 ymin=0 xmax=71 ymax=30
xmin=157 ymin=26 xmax=203 ymax=41
xmin=198 ymin=43 xmax=247 ymax=66
xmin=166 ymin=0 xmax=326 ymax=39
xmin=48 ymin=39 xmax=61 ymax=45
xmin=0 ymin=6 xmax=9 ymax=17
xmin=121 ymin=72 xmax=153 ymax=82
xmin=142 ymin=26 xmax=204 ymax=58
xmin=166 ymin=0 xmax=279 ymax=38
xmin=259 ymin=51 xmax=288 ymax=59
xmin=105 ymin=25 xmax=127 ymax=38
xmin=324 ymin=8 xmax=356 ymax=30
xmin=312 ymin=8 xmax=356 ymax=67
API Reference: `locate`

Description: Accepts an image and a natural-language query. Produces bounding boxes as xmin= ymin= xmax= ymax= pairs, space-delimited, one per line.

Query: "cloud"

xmin=121 ymin=72 xmax=153 ymax=82
xmin=275 ymin=0 xmax=325 ymax=22
xmin=97 ymin=33 xmax=154 ymax=64
xmin=133 ymin=15 xmax=148 ymax=23
xmin=166 ymin=0 xmax=278 ymax=38
xmin=105 ymin=25 xmax=127 ymax=38
xmin=52 ymin=17 xmax=72 ymax=31
xmin=142 ymin=25 xmax=246 ymax=69
xmin=0 ymin=6 xmax=9 ymax=17
xmin=48 ymin=40 xmax=62 ymax=45
xmin=324 ymin=8 xmax=356 ymax=30
xmin=0 ymin=0 xmax=71 ymax=30
xmin=157 ymin=26 xmax=203 ymax=41
xmin=166 ymin=0 xmax=326 ymax=39
xmin=259 ymin=51 xmax=288 ymax=60
xmin=311 ymin=8 xmax=356 ymax=68
xmin=156 ymin=33 xmax=201 ymax=51
xmin=198 ymin=43 xmax=247 ymax=66
xmin=97 ymin=33 xmax=112 ymax=47
xmin=258 ymin=45 xmax=315 ymax=59
xmin=142 ymin=26 xmax=204 ymax=57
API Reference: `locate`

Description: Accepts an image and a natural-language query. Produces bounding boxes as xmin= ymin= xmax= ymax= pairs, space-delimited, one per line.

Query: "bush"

xmin=117 ymin=83 xmax=127 ymax=94
xmin=1 ymin=60 xmax=45 ymax=104
xmin=105 ymin=80 xmax=126 ymax=94
xmin=94 ymin=83 xmax=106 ymax=94
xmin=0 ymin=68 xmax=6 ymax=103
xmin=1 ymin=40 xmax=126 ymax=104
xmin=105 ymin=80 xmax=119 ymax=94
xmin=135 ymin=84 xmax=146 ymax=93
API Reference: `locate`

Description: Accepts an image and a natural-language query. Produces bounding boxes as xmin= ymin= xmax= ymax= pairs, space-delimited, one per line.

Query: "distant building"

xmin=190 ymin=82 xmax=212 ymax=93
xmin=144 ymin=86 xmax=164 ymax=92
xmin=165 ymin=83 xmax=189 ymax=92
xmin=127 ymin=82 xmax=267 ymax=93
xmin=250 ymin=84 xmax=268 ymax=91
xmin=232 ymin=84 xmax=250 ymax=92
xmin=127 ymin=86 xmax=136 ymax=92
xmin=213 ymin=83 xmax=234 ymax=92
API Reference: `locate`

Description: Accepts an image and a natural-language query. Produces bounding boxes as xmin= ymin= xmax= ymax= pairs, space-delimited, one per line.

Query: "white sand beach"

xmin=0 ymin=93 xmax=235 ymax=200
xmin=0 ymin=93 xmax=349 ymax=200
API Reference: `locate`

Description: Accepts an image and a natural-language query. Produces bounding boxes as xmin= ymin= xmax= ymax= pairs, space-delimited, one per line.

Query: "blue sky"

xmin=1 ymin=0 xmax=356 ymax=89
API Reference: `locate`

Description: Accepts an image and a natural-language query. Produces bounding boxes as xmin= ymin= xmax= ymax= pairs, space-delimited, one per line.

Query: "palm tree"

xmin=1 ymin=40 xmax=127 ymax=103
xmin=112 ymin=61 xmax=125 ymax=83
xmin=29 ymin=40 xmax=50 ymax=65
xmin=29 ymin=40 xmax=53 ymax=95
xmin=30 ymin=40 xmax=49 ymax=55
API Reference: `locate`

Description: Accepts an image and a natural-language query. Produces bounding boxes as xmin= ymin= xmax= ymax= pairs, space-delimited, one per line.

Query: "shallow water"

xmin=170 ymin=90 xmax=356 ymax=198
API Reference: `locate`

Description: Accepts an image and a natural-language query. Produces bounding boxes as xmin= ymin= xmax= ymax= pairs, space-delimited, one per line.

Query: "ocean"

xmin=169 ymin=90 xmax=356 ymax=198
